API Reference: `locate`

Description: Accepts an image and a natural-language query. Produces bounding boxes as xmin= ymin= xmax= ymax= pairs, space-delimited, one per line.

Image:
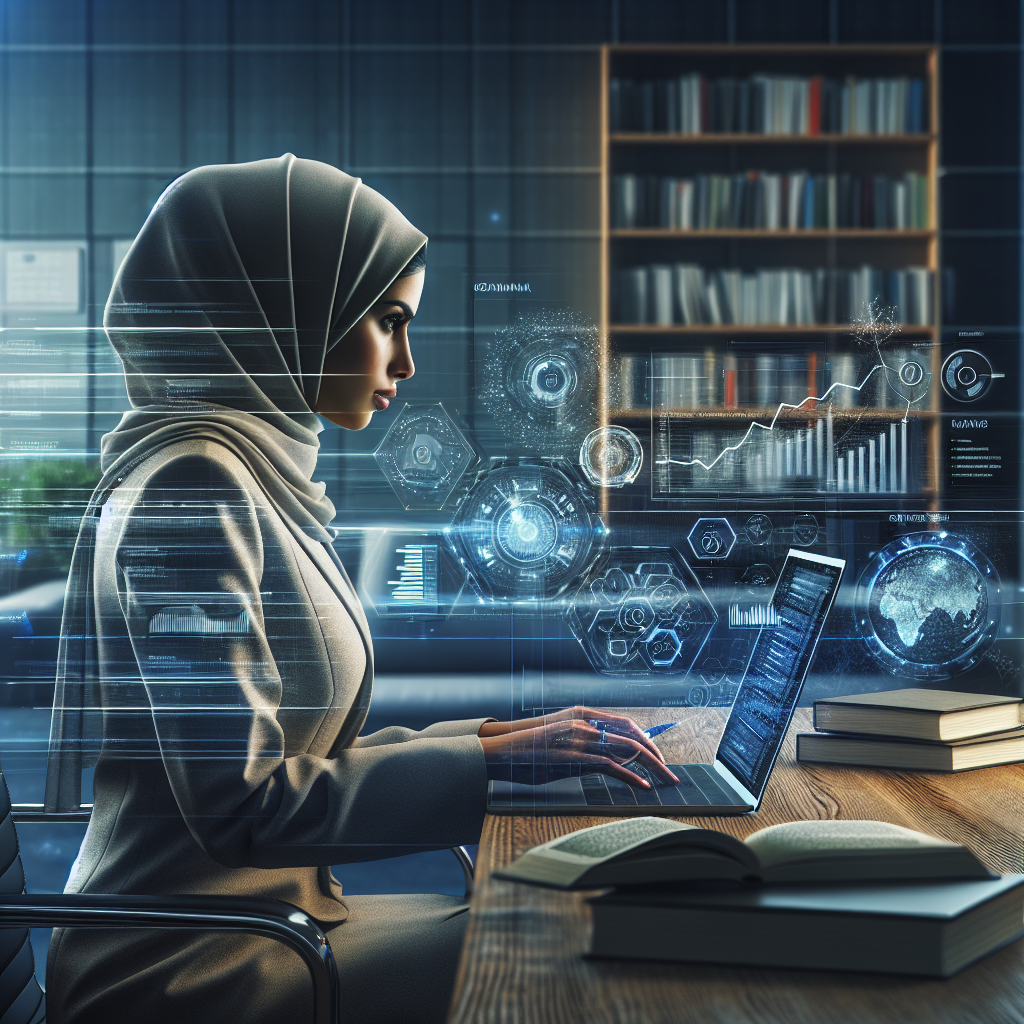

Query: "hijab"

xmin=45 ymin=153 xmax=427 ymax=811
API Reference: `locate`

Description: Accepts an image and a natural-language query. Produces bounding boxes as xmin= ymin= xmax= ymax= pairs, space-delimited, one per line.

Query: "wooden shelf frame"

xmin=611 ymin=229 xmax=936 ymax=240
xmin=611 ymin=132 xmax=935 ymax=145
xmin=609 ymin=323 xmax=938 ymax=336
xmin=599 ymin=42 xmax=942 ymax=509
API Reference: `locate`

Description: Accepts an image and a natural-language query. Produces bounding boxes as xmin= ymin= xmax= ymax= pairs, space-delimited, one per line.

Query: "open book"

xmin=493 ymin=816 xmax=994 ymax=890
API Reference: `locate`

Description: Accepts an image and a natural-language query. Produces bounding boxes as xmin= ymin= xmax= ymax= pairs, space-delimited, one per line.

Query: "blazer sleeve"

xmin=112 ymin=451 xmax=489 ymax=869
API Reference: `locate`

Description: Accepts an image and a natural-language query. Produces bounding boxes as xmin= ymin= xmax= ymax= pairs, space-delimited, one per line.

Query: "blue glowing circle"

xmin=526 ymin=355 xmax=576 ymax=408
xmin=854 ymin=532 xmax=1001 ymax=680
xmin=495 ymin=501 xmax=558 ymax=564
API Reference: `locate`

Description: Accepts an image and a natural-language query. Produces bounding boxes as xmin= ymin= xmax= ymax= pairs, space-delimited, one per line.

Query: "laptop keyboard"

xmin=582 ymin=764 xmax=749 ymax=808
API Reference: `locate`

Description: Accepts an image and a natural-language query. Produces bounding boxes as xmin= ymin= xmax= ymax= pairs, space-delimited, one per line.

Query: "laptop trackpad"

xmin=489 ymin=777 xmax=587 ymax=808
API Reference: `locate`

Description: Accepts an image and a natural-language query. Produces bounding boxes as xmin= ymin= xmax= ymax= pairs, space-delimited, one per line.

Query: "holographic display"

xmin=480 ymin=310 xmax=599 ymax=455
xmin=448 ymin=461 xmax=603 ymax=599
xmin=941 ymin=349 xmax=1004 ymax=403
xmin=358 ymin=530 xmax=470 ymax=618
xmin=373 ymin=403 xmax=476 ymax=509
xmin=855 ymin=532 xmax=1001 ymax=680
xmin=716 ymin=552 xmax=844 ymax=798
xmin=567 ymin=547 xmax=716 ymax=678
xmin=579 ymin=426 xmax=643 ymax=487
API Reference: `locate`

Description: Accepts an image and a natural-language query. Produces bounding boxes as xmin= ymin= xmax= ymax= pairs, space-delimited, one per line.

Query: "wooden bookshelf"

xmin=610 ymin=324 xmax=938 ymax=336
xmin=611 ymin=229 xmax=936 ymax=239
xmin=599 ymin=43 xmax=941 ymax=508
xmin=611 ymin=133 xmax=936 ymax=144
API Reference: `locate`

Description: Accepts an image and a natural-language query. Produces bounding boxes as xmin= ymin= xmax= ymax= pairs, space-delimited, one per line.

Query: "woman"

xmin=44 ymin=154 xmax=675 ymax=1024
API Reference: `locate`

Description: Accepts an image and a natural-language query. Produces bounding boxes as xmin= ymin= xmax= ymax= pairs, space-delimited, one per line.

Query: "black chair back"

xmin=0 ymin=768 xmax=45 ymax=1023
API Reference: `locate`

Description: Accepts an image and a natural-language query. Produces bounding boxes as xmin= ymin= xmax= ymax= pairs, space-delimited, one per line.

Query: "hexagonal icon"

xmin=373 ymin=403 xmax=476 ymax=510
xmin=567 ymin=546 xmax=717 ymax=678
xmin=448 ymin=460 xmax=605 ymax=600
xmin=687 ymin=518 xmax=737 ymax=561
xmin=792 ymin=513 xmax=819 ymax=547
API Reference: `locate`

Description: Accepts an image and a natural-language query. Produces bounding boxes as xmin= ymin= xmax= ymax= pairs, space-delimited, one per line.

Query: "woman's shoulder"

xmin=117 ymin=436 xmax=263 ymax=499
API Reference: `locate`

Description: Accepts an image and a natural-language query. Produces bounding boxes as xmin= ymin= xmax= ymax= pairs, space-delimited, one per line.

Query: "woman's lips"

xmin=373 ymin=391 xmax=393 ymax=411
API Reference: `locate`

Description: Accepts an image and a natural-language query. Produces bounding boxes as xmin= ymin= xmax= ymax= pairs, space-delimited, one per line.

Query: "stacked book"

xmin=613 ymin=262 xmax=934 ymax=326
xmin=610 ymin=73 xmax=927 ymax=136
xmin=797 ymin=689 xmax=1024 ymax=772
xmin=611 ymin=170 xmax=929 ymax=231
xmin=495 ymin=816 xmax=1024 ymax=977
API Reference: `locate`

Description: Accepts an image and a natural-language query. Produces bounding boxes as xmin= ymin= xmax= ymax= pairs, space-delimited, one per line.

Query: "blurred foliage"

xmin=0 ymin=459 xmax=102 ymax=575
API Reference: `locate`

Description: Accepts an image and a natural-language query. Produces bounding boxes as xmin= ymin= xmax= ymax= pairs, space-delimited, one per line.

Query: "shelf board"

xmin=607 ymin=43 xmax=936 ymax=56
xmin=610 ymin=406 xmax=936 ymax=422
xmin=610 ymin=133 xmax=935 ymax=145
xmin=608 ymin=323 xmax=938 ymax=335
xmin=610 ymin=229 xmax=935 ymax=240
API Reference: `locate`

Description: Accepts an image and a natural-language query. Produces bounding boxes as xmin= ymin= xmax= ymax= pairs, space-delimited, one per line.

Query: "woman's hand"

xmin=478 ymin=707 xmax=679 ymax=789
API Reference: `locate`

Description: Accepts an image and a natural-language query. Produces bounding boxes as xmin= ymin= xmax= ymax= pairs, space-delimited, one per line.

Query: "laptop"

xmin=488 ymin=548 xmax=845 ymax=816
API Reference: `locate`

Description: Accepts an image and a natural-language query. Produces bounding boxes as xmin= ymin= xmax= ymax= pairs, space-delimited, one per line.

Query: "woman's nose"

xmin=392 ymin=334 xmax=415 ymax=381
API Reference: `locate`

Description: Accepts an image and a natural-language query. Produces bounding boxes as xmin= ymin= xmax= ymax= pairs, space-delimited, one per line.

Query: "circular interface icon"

xmin=526 ymin=355 xmax=576 ymax=408
xmin=495 ymin=503 xmax=558 ymax=564
xmin=481 ymin=311 xmax=599 ymax=456
xmin=941 ymin=349 xmax=997 ymax=403
xmin=700 ymin=531 xmax=724 ymax=555
xmin=450 ymin=462 xmax=603 ymax=599
xmin=579 ymin=426 xmax=643 ymax=487
xmin=855 ymin=532 xmax=1001 ymax=680
xmin=899 ymin=360 xmax=924 ymax=387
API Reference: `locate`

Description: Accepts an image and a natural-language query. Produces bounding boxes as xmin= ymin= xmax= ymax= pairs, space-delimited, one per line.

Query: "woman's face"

xmin=316 ymin=270 xmax=424 ymax=430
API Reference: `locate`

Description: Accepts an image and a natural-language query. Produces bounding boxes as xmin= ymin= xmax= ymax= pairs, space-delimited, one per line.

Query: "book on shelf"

xmin=610 ymin=73 xmax=927 ymax=136
xmin=617 ymin=348 xmax=924 ymax=413
xmin=796 ymin=727 xmax=1024 ymax=773
xmin=612 ymin=262 xmax=934 ymax=327
xmin=589 ymin=874 xmax=1024 ymax=977
xmin=611 ymin=170 xmax=929 ymax=231
xmin=812 ymin=689 xmax=1023 ymax=741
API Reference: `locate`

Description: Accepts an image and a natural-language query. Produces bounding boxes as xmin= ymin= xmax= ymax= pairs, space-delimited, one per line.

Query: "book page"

xmin=745 ymin=819 xmax=959 ymax=872
xmin=547 ymin=817 xmax=694 ymax=860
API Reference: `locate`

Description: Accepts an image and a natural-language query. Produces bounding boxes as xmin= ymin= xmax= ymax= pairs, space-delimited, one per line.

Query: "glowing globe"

xmin=855 ymin=533 xmax=1000 ymax=680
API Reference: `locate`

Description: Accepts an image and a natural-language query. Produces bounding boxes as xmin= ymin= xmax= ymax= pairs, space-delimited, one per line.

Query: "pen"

xmin=643 ymin=722 xmax=679 ymax=739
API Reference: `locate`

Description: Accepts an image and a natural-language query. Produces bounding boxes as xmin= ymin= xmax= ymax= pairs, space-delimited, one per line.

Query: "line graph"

xmin=654 ymin=303 xmax=927 ymax=475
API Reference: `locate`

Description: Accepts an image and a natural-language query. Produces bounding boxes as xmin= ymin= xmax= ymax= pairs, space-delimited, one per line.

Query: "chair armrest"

xmin=0 ymin=893 xmax=338 ymax=1024
xmin=11 ymin=805 xmax=91 ymax=824
xmin=450 ymin=846 xmax=475 ymax=899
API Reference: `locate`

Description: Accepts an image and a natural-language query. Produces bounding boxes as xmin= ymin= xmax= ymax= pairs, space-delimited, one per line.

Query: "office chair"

xmin=0 ymin=761 xmax=342 ymax=1024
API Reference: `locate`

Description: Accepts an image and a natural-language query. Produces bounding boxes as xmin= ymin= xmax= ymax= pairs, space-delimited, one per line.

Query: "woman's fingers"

xmin=539 ymin=723 xmax=679 ymax=785
xmin=599 ymin=735 xmax=679 ymax=784
xmin=585 ymin=711 xmax=667 ymax=763
xmin=572 ymin=751 xmax=656 ymax=789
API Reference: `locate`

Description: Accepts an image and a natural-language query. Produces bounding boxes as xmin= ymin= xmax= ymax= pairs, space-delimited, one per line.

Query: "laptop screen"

xmin=716 ymin=549 xmax=845 ymax=800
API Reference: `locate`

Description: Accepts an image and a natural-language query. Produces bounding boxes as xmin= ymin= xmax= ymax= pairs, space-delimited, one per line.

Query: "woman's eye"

xmin=381 ymin=316 xmax=402 ymax=332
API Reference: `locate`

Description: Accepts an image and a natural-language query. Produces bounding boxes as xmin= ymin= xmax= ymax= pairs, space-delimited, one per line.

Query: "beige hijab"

xmin=45 ymin=154 xmax=426 ymax=810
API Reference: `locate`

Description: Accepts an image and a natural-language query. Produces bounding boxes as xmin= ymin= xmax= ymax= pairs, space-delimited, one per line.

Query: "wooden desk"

xmin=448 ymin=708 xmax=1024 ymax=1024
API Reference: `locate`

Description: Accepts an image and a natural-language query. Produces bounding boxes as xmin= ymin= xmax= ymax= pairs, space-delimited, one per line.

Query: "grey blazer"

xmin=46 ymin=439 xmax=489 ymax=1019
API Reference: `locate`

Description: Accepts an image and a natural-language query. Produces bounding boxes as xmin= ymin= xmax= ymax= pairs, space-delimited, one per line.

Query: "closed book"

xmin=589 ymin=875 xmax=1024 ymax=978
xmin=797 ymin=727 xmax=1024 ymax=772
xmin=814 ymin=689 xmax=1022 ymax=741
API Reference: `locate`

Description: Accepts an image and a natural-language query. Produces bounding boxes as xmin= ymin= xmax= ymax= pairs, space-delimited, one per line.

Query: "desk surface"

xmin=448 ymin=708 xmax=1024 ymax=1024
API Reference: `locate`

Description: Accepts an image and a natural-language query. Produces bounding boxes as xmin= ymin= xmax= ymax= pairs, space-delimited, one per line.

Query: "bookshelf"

xmin=599 ymin=44 xmax=940 ymax=509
